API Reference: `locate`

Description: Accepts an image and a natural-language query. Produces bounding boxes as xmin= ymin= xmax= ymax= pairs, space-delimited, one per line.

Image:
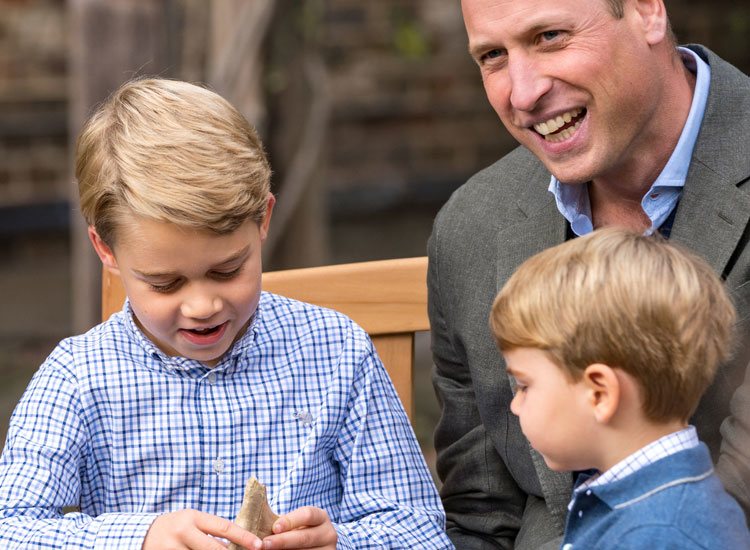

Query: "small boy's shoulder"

xmin=575 ymin=445 xmax=750 ymax=549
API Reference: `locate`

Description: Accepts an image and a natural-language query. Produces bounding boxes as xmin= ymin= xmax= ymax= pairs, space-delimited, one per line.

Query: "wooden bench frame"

xmin=102 ymin=256 xmax=429 ymax=418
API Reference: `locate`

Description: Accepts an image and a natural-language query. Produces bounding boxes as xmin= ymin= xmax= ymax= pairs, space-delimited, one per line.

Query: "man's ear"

xmin=259 ymin=193 xmax=276 ymax=242
xmin=581 ymin=363 xmax=621 ymax=424
xmin=631 ymin=0 xmax=668 ymax=45
xmin=87 ymin=226 xmax=120 ymax=276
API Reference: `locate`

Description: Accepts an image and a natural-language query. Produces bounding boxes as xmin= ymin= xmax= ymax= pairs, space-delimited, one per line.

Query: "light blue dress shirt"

xmin=0 ymin=293 xmax=452 ymax=549
xmin=549 ymin=47 xmax=711 ymax=236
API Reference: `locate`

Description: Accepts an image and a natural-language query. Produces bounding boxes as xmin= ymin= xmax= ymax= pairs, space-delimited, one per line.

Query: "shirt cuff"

xmin=93 ymin=512 xmax=160 ymax=550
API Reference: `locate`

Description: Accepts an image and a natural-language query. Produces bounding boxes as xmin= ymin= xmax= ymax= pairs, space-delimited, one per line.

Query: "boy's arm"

xmin=0 ymin=347 xmax=158 ymax=549
xmin=330 ymin=340 xmax=453 ymax=550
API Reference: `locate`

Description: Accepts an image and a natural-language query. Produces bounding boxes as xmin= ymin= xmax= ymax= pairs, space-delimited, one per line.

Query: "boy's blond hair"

xmin=76 ymin=77 xmax=272 ymax=246
xmin=491 ymin=228 xmax=736 ymax=423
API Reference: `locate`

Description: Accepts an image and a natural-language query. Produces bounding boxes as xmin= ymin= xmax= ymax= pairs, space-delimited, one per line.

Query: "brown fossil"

xmin=228 ymin=476 xmax=280 ymax=548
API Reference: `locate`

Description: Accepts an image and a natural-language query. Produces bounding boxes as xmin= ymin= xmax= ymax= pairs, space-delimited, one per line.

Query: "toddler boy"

xmin=0 ymin=78 xmax=451 ymax=550
xmin=490 ymin=228 xmax=750 ymax=549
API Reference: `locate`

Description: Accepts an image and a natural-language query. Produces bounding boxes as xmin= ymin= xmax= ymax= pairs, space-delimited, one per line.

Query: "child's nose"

xmin=510 ymin=393 xmax=520 ymax=417
xmin=180 ymin=294 xmax=223 ymax=320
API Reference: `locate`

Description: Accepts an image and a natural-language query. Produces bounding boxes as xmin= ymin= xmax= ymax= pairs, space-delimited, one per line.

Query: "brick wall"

xmin=0 ymin=0 xmax=69 ymax=208
xmin=321 ymin=1 xmax=512 ymax=207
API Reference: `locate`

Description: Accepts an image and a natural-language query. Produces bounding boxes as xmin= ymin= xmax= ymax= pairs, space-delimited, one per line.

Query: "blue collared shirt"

xmin=0 ymin=293 xmax=452 ymax=549
xmin=571 ymin=426 xmax=699 ymax=506
xmin=561 ymin=441 xmax=750 ymax=549
xmin=549 ymin=47 xmax=711 ymax=236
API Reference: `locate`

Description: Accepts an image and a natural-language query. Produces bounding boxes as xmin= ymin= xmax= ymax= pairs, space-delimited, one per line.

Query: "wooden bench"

xmin=102 ymin=256 xmax=429 ymax=419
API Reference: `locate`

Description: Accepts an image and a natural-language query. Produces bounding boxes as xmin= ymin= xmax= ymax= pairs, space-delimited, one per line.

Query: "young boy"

xmin=490 ymin=228 xmax=750 ymax=549
xmin=0 ymin=78 xmax=452 ymax=550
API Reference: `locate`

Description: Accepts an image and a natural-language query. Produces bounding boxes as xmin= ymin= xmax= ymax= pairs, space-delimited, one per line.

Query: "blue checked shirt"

xmin=0 ymin=292 xmax=452 ymax=549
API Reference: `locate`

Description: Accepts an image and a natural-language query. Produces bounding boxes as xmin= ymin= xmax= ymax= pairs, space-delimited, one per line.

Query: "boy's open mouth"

xmin=533 ymin=108 xmax=586 ymax=143
xmin=180 ymin=321 xmax=229 ymax=345
xmin=188 ymin=325 xmax=222 ymax=336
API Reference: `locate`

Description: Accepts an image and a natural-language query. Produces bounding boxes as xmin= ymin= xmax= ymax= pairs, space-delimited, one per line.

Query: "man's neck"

xmin=588 ymin=181 xmax=651 ymax=232
xmin=588 ymin=50 xmax=698 ymax=233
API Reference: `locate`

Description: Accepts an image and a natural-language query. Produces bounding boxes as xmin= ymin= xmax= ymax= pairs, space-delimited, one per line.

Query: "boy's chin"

xmin=540 ymin=454 xmax=578 ymax=473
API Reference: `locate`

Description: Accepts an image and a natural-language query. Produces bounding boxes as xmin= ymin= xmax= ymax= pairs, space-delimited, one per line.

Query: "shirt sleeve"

xmin=331 ymin=335 xmax=453 ymax=549
xmin=0 ymin=344 xmax=158 ymax=549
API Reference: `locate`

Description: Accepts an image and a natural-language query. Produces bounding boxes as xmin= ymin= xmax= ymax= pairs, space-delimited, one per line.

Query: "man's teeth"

xmin=545 ymin=120 xmax=582 ymax=143
xmin=533 ymin=108 xmax=583 ymax=141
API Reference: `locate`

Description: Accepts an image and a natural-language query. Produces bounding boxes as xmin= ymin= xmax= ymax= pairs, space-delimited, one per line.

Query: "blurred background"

xmin=1 ymin=0 xmax=749 ymax=476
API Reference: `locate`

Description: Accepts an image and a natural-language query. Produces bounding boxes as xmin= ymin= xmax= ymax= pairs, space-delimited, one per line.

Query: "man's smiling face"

xmin=462 ymin=0 xmax=668 ymax=185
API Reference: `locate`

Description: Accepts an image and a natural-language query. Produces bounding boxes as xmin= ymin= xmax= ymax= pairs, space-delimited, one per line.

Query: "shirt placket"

xmin=197 ymin=367 xmax=237 ymax=517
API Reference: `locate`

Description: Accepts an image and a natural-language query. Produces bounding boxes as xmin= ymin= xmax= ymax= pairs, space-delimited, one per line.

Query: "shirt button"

xmin=213 ymin=458 xmax=225 ymax=474
xmin=586 ymin=490 xmax=592 ymax=496
xmin=578 ymin=510 xmax=583 ymax=518
xmin=207 ymin=372 xmax=217 ymax=385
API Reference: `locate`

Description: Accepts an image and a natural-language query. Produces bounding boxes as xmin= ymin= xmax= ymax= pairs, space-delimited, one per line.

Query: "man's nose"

xmin=180 ymin=290 xmax=223 ymax=320
xmin=508 ymin=56 xmax=552 ymax=112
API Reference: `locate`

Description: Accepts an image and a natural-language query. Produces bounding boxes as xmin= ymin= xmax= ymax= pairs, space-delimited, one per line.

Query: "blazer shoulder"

xmin=688 ymin=45 xmax=750 ymax=183
xmin=436 ymin=146 xmax=550 ymax=224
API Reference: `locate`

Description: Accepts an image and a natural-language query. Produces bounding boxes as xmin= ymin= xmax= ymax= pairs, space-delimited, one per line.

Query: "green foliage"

xmin=393 ymin=19 xmax=428 ymax=60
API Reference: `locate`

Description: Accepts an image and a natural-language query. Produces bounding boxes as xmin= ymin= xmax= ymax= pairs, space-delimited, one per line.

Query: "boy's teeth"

xmin=533 ymin=108 xmax=583 ymax=136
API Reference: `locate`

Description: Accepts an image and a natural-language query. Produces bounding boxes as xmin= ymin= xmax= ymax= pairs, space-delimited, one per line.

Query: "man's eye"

xmin=540 ymin=30 xmax=560 ymax=41
xmin=480 ymin=49 xmax=505 ymax=63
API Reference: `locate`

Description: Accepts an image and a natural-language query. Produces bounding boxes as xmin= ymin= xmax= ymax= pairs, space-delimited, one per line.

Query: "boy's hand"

xmin=143 ymin=509 xmax=262 ymax=550
xmin=257 ymin=506 xmax=337 ymax=549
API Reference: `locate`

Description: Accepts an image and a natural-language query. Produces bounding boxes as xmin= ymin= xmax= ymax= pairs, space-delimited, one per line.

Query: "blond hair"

xmin=490 ymin=228 xmax=736 ymax=423
xmin=76 ymin=77 xmax=272 ymax=246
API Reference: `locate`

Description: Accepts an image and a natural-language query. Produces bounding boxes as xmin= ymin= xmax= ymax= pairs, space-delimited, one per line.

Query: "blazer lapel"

xmin=671 ymin=47 xmax=750 ymax=277
xmin=496 ymin=195 xmax=572 ymax=532
xmin=671 ymin=160 xmax=750 ymax=278
xmin=495 ymin=196 xmax=567 ymax=294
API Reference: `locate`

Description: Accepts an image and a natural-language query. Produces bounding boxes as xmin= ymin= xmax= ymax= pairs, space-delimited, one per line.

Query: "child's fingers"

xmin=193 ymin=510 xmax=262 ymax=548
xmin=273 ymin=506 xmax=329 ymax=532
xmin=261 ymin=525 xmax=334 ymax=549
xmin=259 ymin=507 xmax=336 ymax=549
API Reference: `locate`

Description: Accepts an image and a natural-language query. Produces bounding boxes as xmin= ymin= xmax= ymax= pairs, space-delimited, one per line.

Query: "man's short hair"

xmin=76 ymin=77 xmax=272 ymax=247
xmin=605 ymin=0 xmax=624 ymax=18
xmin=490 ymin=228 xmax=736 ymax=423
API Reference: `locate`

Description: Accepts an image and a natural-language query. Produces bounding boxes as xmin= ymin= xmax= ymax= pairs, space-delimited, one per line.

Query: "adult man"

xmin=428 ymin=0 xmax=750 ymax=548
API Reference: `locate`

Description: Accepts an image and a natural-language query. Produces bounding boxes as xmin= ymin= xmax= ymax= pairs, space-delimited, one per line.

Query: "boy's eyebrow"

xmin=134 ymin=246 xmax=251 ymax=278
xmin=210 ymin=246 xmax=251 ymax=268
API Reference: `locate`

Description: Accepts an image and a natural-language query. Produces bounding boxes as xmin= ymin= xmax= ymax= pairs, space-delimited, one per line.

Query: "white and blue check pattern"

xmin=0 ymin=292 xmax=452 ymax=549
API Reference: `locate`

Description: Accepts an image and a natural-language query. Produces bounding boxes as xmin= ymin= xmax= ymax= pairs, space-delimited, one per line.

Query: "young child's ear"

xmin=259 ymin=193 xmax=276 ymax=242
xmin=87 ymin=226 xmax=120 ymax=275
xmin=581 ymin=363 xmax=621 ymax=424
